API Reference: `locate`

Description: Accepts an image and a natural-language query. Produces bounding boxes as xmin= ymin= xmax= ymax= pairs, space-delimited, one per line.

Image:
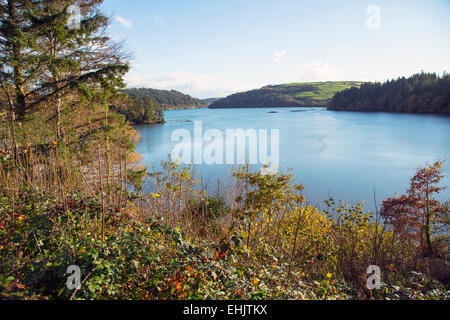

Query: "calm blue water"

xmin=135 ymin=108 xmax=450 ymax=211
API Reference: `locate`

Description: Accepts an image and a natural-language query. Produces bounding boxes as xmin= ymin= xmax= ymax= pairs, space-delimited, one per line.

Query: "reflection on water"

xmin=135 ymin=108 xmax=450 ymax=211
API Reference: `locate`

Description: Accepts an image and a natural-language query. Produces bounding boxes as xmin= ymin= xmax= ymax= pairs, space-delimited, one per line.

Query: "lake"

xmin=135 ymin=107 xmax=450 ymax=211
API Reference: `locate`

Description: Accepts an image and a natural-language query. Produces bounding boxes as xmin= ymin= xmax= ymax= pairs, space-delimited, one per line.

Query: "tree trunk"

xmin=8 ymin=0 xmax=27 ymax=119
xmin=424 ymin=186 xmax=432 ymax=256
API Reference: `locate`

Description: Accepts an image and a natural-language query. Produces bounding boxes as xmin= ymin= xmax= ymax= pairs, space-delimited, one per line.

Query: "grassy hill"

xmin=280 ymin=81 xmax=365 ymax=101
xmin=209 ymin=81 xmax=364 ymax=109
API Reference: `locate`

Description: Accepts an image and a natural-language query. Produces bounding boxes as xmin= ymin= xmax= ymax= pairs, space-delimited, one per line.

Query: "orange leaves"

xmin=215 ymin=238 xmax=232 ymax=261
xmin=186 ymin=265 xmax=200 ymax=280
xmin=216 ymin=252 xmax=227 ymax=260
xmin=168 ymin=264 xmax=201 ymax=297
xmin=380 ymin=159 xmax=446 ymax=254
xmin=5 ymin=282 xmax=26 ymax=292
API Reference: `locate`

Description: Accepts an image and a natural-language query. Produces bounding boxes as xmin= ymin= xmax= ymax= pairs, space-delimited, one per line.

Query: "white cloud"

xmin=115 ymin=15 xmax=134 ymax=29
xmin=295 ymin=61 xmax=341 ymax=81
xmin=124 ymin=71 xmax=251 ymax=98
xmin=274 ymin=50 xmax=286 ymax=63
xmin=153 ymin=14 xmax=164 ymax=25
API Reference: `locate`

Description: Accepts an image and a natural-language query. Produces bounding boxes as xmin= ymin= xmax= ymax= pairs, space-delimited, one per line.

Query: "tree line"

xmin=111 ymin=92 xmax=164 ymax=125
xmin=111 ymin=87 xmax=210 ymax=124
xmin=124 ymin=88 xmax=207 ymax=110
xmin=328 ymin=72 xmax=450 ymax=113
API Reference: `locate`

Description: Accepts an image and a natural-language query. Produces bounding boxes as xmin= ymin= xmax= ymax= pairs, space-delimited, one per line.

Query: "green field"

xmin=276 ymin=81 xmax=365 ymax=102
xmin=209 ymin=81 xmax=366 ymax=108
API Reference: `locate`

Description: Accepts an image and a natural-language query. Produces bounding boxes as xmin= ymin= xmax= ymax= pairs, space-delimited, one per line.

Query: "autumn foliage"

xmin=381 ymin=161 xmax=448 ymax=256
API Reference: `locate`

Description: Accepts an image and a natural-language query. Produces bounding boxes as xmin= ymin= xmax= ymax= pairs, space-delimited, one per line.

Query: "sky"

xmin=101 ymin=0 xmax=450 ymax=99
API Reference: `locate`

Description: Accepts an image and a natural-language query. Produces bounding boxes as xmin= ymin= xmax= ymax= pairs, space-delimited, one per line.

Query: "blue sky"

xmin=102 ymin=0 xmax=450 ymax=98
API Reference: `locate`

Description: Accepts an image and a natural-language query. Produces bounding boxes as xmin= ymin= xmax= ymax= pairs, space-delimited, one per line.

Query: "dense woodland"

xmin=328 ymin=72 xmax=450 ymax=113
xmin=0 ymin=0 xmax=449 ymax=301
xmin=201 ymin=97 xmax=222 ymax=105
xmin=124 ymin=88 xmax=208 ymax=110
xmin=111 ymin=92 xmax=164 ymax=125
xmin=111 ymin=87 xmax=209 ymax=125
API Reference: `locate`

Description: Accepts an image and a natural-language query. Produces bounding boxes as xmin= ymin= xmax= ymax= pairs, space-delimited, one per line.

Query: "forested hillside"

xmin=202 ymin=97 xmax=223 ymax=105
xmin=124 ymin=88 xmax=208 ymax=110
xmin=209 ymin=82 xmax=363 ymax=108
xmin=111 ymin=92 xmax=164 ymax=125
xmin=328 ymin=72 xmax=450 ymax=113
xmin=111 ymin=87 xmax=210 ymax=124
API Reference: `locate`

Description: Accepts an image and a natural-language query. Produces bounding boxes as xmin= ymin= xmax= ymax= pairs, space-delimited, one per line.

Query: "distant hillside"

xmin=124 ymin=88 xmax=208 ymax=110
xmin=209 ymin=81 xmax=364 ymax=109
xmin=202 ymin=97 xmax=223 ymax=105
xmin=328 ymin=72 xmax=450 ymax=114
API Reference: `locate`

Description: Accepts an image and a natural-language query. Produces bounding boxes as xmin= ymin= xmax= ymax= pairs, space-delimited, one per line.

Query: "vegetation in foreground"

xmin=0 ymin=0 xmax=449 ymax=301
xmin=1 ymin=157 xmax=449 ymax=300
